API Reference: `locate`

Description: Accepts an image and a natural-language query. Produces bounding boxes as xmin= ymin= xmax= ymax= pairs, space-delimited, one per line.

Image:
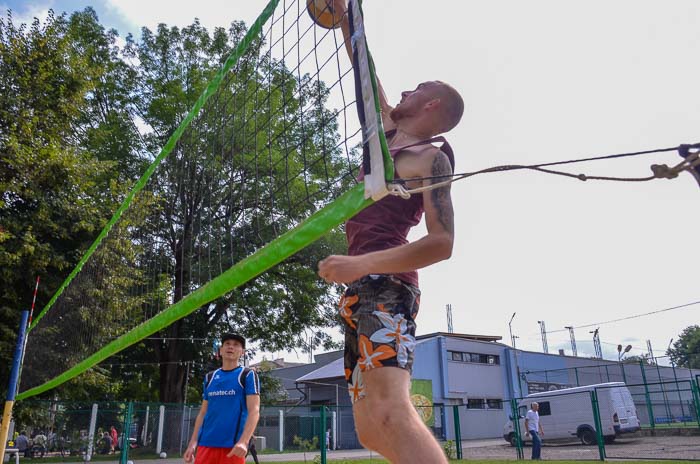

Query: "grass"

xmin=17 ymin=457 xmax=696 ymax=464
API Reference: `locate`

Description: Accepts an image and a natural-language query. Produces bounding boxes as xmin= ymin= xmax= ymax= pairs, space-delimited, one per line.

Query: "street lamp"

xmin=617 ymin=344 xmax=632 ymax=383
xmin=508 ymin=312 xmax=517 ymax=348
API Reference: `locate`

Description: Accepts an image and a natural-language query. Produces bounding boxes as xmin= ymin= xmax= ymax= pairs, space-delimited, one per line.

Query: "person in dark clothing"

xmin=318 ymin=2 xmax=463 ymax=464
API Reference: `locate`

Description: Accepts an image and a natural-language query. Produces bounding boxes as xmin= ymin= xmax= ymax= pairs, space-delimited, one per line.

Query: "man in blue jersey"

xmin=184 ymin=333 xmax=260 ymax=464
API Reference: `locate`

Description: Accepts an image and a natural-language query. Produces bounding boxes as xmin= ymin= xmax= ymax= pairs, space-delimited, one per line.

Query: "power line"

xmin=543 ymin=300 xmax=700 ymax=335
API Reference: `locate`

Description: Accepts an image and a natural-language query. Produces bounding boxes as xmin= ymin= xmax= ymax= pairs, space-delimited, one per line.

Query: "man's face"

xmin=390 ymin=81 xmax=438 ymax=122
xmin=532 ymin=403 xmax=539 ymax=411
xmin=220 ymin=339 xmax=244 ymax=360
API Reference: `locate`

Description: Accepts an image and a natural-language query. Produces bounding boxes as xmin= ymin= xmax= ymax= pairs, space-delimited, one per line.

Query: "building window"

xmin=486 ymin=399 xmax=503 ymax=409
xmin=447 ymin=350 xmax=499 ymax=365
xmin=467 ymin=398 xmax=485 ymax=409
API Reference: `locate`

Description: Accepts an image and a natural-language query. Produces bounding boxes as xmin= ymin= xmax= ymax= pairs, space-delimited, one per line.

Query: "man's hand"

xmin=183 ymin=444 xmax=196 ymax=463
xmin=226 ymin=441 xmax=247 ymax=458
xmin=318 ymin=254 xmax=366 ymax=284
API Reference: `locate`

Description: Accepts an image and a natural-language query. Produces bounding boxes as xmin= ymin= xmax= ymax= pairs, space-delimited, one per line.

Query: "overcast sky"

xmin=5 ymin=0 xmax=700 ymax=365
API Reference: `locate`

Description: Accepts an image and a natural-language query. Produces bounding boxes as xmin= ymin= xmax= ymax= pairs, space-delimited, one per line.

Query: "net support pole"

xmin=0 ymin=311 xmax=29 ymax=461
xmin=86 ymin=403 xmax=98 ymax=461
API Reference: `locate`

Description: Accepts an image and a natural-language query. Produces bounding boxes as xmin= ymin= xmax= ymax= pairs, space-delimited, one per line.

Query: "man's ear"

xmin=424 ymin=98 xmax=441 ymax=111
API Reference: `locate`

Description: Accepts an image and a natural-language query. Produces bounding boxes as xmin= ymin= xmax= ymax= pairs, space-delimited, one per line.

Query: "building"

xmin=267 ymin=332 xmax=700 ymax=447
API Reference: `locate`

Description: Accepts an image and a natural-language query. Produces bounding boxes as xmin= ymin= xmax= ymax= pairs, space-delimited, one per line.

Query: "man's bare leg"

xmin=352 ymin=367 xmax=447 ymax=464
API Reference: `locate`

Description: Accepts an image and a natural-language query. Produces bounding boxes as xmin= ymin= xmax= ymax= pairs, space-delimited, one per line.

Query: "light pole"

xmin=508 ymin=312 xmax=517 ymax=348
xmin=617 ymin=344 xmax=632 ymax=383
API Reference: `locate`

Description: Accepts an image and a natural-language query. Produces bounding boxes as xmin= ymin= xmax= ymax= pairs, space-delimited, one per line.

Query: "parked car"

xmin=503 ymin=381 xmax=640 ymax=446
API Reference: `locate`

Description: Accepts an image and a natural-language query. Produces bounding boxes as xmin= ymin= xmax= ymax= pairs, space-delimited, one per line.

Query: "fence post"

xmin=156 ymin=405 xmax=165 ymax=454
xmin=670 ymin=364 xmax=685 ymax=423
xmin=590 ymin=390 xmax=606 ymax=461
xmin=120 ymin=402 xmax=133 ymax=464
xmin=331 ymin=410 xmax=337 ymax=450
xmin=278 ymin=409 xmax=284 ymax=451
xmin=86 ymin=403 xmax=98 ymax=461
xmin=654 ymin=361 xmax=672 ymax=421
xmin=691 ymin=377 xmax=700 ymax=429
xmin=639 ymin=360 xmax=655 ymax=428
xmin=320 ymin=406 xmax=327 ymax=464
xmin=452 ymin=405 xmax=462 ymax=459
xmin=510 ymin=399 xmax=524 ymax=460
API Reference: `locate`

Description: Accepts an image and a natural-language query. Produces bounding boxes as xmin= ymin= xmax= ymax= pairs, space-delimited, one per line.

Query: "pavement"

xmin=132 ymin=438 xmax=507 ymax=463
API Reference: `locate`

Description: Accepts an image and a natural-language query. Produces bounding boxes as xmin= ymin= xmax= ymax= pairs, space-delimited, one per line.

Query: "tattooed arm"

xmin=318 ymin=149 xmax=454 ymax=283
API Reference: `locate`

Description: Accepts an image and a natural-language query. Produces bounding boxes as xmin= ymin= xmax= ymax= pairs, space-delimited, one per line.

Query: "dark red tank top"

xmin=346 ymin=131 xmax=454 ymax=287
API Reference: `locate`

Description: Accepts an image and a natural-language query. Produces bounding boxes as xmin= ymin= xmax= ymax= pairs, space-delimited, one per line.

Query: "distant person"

xmin=98 ymin=432 xmax=112 ymax=455
xmin=525 ymin=402 xmax=544 ymax=460
xmin=15 ymin=431 xmax=29 ymax=457
xmin=183 ymin=333 xmax=260 ymax=464
xmin=109 ymin=426 xmax=118 ymax=453
xmin=325 ymin=429 xmax=330 ymax=450
xmin=247 ymin=436 xmax=259 ymax=464
xmin=33 ymin=431 xmax=47 ymax=457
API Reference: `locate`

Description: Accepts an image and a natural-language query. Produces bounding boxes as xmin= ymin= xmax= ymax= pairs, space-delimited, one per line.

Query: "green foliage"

xmin=2 ymin=4 xmax=350 ymax=403
xmin=668 ymin=325 xmax=700 ymax=369
xmin=293 ymin=434 xmax=319 ymax=451
xmin=0 ymin=8 xmax=141 ymax=397
xmin=622 ymin=354 xmax=655 ymax=366
xmin=443 ymin=439 xmax=457 ymax=460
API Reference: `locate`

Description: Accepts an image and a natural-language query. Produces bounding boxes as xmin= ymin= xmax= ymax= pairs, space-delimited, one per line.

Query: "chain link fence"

xmin=10 ymin=378 xmax=700 ymax=463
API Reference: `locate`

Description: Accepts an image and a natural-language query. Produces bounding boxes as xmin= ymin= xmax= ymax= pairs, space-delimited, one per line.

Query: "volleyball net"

xmin=18 ymin=0 xmax=391 ymax=400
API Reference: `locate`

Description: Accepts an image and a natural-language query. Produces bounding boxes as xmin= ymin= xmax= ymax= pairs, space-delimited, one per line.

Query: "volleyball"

xmin=306 ymin=0 xmax=343 ymax=29
xmin=159 ymin=452 xmax=167 ymax=459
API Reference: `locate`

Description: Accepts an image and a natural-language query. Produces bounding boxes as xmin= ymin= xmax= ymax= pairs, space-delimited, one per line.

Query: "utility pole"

xmin=446 ymin=304 xmax=454 ymax=333
xmin=512 ymin=335 xmax=519 ymax=349
xmin=590 ymin=328 xmax=602 ymax=359
xmin=565 ymin=326 xmax=577 ymax=357
xmin=508 ymin=312 xmax=517 ymax=348
xmin=538 ymin=320 xmax=549 ymax=353
xmin=646 ymin=339 xmax=654 ymax=362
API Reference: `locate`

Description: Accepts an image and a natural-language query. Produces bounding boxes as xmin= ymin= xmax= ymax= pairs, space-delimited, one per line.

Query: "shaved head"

xmin=429 ymin=81 xmax=464 ymax=133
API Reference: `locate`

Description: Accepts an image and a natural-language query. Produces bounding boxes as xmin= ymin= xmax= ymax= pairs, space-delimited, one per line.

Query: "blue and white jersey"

xmin=198 ymin=367 xmax=260 ymax=447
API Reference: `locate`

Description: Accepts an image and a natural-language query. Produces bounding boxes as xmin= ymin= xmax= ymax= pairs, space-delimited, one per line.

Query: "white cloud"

xmin=105 ymin=0 xmax=266 ymax=33
xmin=1 ymin=1 xmax=53 ymax=26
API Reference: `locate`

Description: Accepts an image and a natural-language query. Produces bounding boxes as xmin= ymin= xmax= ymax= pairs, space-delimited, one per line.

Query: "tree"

xmin=668 ymin=325 xmax=700 ymax=369
xmin=123 ymin=19 xmax=349 ymax=403
xmin=622 ymin=354 xmax=655 ymax=366
xmin=0 ymin=8 xmax=143 ymax=398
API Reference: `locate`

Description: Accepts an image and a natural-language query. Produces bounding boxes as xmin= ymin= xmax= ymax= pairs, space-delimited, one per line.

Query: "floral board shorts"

xmin=339 ymin=274 xmax=421 ymax=403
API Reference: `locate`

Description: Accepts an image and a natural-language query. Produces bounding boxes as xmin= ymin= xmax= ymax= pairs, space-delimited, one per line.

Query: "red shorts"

xmin=195 ymin=446 xmax=244 ymax=464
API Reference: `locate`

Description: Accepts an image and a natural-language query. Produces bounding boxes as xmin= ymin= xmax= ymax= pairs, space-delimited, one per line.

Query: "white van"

xmin=503 ymin=382 xmax=640 ymax=446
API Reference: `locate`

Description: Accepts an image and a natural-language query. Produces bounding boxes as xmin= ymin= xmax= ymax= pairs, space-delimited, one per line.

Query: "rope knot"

xmin=651 ymin=164 xmax=678 ymax=179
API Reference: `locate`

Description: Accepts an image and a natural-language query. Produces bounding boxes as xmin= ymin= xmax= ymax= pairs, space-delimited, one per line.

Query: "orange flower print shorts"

xmin=340 ymin=274 xmax=420 ymax=403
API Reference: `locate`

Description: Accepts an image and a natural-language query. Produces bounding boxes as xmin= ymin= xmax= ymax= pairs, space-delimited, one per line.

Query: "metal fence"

xmin=10 ymin=379 xmax=700 ymax=463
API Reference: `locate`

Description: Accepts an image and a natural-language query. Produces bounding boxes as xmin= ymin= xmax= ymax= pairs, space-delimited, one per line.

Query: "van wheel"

xmin=580 ymin=429 xmax=597 ymax=446
xmin=507 ymin=433 xmax=516 ymax=447
xmin=604 ymin=436 xmax=615 ymax=444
